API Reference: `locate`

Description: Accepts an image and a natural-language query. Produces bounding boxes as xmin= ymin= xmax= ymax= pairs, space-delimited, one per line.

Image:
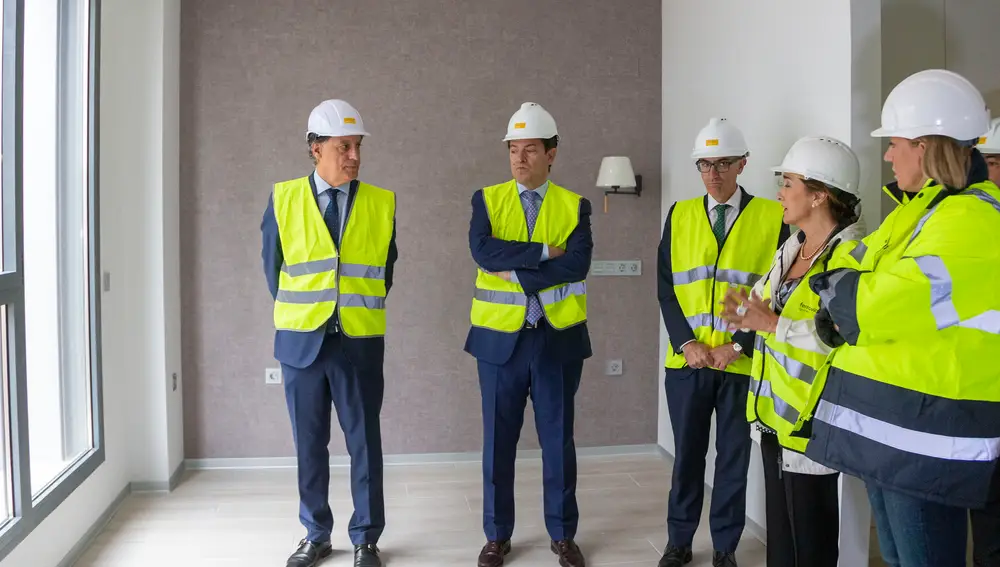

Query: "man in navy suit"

xmin=261 ymin=99 xmax=397 ymax=567
xmin=465 ymin=102 xmax=592 ymax=567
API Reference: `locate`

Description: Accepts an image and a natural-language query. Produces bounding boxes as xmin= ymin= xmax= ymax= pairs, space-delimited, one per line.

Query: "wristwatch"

xmin=732 ymin=342 xmax=743 ymax=354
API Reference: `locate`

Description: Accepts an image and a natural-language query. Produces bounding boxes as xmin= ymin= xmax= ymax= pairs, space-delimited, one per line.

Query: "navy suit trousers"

xmin=282 ymin=332 xmax=385 ymax=545
xmin=477 ymin=325 xmax=584 ymax=542
xmin=664 ymin=367 xmax=751 ymax=553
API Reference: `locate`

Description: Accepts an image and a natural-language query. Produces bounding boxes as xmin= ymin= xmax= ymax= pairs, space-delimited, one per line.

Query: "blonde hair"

xmin=918 ymin=135 xmax=971 ymax=188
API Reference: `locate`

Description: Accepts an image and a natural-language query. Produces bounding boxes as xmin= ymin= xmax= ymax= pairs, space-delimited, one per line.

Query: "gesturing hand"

xmin=720 ymin=288 xmax=778 ymax=334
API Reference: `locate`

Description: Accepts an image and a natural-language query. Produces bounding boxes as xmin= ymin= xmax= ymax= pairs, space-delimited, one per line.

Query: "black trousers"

xmin=759 ymin=430 xmax=839 ymax=567
xmin=972 ymin=494 xmax=1000 ymax=566
xmin=664 ymin=367 xmax=751 ymax=553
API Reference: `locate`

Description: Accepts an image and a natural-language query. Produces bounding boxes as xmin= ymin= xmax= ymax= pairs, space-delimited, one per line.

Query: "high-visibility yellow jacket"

xmin=271 ymin=176 xmax=395 ymax=338
xmin=470 ymin=180 xmax=587 ymax=332
xmin=806 ymin=178 xmax=1000 ymax=508
xmin=663 ymin=192 xmax=785 ymax=376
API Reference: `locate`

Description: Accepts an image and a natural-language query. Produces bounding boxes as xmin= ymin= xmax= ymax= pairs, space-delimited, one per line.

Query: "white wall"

xmin=0 ymin=0 xmax=183 ymax=564
xmin=659 ymin=1 xmax=881 ymax=563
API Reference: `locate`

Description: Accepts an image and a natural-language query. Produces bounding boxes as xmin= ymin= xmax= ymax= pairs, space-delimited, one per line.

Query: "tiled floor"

xmin=72 ymin=454 xmax=767 ymax=566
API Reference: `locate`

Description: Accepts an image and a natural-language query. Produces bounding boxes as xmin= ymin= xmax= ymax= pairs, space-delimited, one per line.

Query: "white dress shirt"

xmin=706 ymin=187 xmax=742 ymax=235
xmin=313 ymin=171 xmax=350 ymax=241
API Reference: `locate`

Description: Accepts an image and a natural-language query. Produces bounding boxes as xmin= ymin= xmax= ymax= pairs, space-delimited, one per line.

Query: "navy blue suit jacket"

xmin=261 ymin=177 xmax=398 ymax=370
xmin=463 ymin=187 xmax=593 ymax=366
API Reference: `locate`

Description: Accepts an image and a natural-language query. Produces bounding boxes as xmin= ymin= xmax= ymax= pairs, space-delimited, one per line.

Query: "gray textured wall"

xmin=180 ymin=0 xmax=662 ymax=459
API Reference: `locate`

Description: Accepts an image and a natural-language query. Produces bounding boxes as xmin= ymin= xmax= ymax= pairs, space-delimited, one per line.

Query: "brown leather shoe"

xmin=478 ymin=540 xmax=512 ymax=567
xmin=551 ymin=539 xmax=586 ymax=567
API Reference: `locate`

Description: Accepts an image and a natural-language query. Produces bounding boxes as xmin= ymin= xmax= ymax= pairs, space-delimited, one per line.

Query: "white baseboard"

xmin=130 ymin=461 xmax=186 ymax=493
xmin=55 ymin=483 xmax=130 ymax=567
xmin=185 ymin=443 xmax=661 ymax=470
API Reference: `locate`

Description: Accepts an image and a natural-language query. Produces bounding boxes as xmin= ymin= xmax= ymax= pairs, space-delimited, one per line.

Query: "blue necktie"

xmin=323 ymin=188 xmax=340 ymax=247
xmin=521 ymin=190 xmax=544 ymax=326
xmin=322 ymin=188 xmax=340 ymax=334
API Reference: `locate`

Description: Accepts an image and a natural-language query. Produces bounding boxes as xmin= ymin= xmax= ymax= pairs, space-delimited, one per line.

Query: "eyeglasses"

xmin=695 ymin=157 xmax=744 ymax=173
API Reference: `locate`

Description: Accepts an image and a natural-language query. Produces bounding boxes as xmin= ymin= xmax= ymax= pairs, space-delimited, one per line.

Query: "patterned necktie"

xmin=712 ymin=203 xmax=730 ymax=247
xmin=521 ymin=190 xmax=544 ymax=326
xmin=323 ymin=188 xmax=340 ymax=248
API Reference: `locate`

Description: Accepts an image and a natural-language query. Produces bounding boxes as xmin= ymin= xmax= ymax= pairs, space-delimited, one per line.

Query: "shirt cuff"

xmin=509 ymin=271 xmax=520 ymax=284
xmin=540 ymin=244 xmax=550 ymax=262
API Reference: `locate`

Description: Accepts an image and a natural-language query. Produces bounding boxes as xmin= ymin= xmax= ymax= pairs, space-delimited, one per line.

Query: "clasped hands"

xmin=482 ymin=245 xmax=566 ymax=280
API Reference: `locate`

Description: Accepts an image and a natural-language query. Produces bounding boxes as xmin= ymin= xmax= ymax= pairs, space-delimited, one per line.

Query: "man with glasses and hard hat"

xmin=261 ymin=99 xmax=397 ymax=567
xmin=464 ymin=102 xmax=592 ymax=567
xmin=656 ymin=118 xmax=788 ymax=567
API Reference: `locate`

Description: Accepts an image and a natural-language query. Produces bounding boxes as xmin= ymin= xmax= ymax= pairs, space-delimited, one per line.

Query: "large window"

xmin=0 ymin=0 xmax=103 ymax=560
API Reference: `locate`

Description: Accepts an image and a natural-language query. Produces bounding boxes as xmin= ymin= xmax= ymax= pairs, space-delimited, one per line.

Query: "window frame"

xmin=0 ymin=0 xmax=104 ymax=561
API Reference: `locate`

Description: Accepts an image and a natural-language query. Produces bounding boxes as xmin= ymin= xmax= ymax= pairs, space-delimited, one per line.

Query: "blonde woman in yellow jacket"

xmin=805 ymin=70 xmax=1000 ymax=567
xmin=721 ymin=135 xmax=865 ymax=567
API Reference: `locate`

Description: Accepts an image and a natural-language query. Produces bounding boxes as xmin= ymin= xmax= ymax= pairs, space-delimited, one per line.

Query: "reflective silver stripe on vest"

xmin=338 ymin=263 xmax=386 ymax=280
xmin=687 ymin=313 xmax=731 ymax=333
xmin=909 ymin=202 xmax=943 ymax=245
xmin=276 ymin=288 xmax=337 ymax=304
xmin=849 ymin=241 xmax=868 ymax=263
xmin=716 ymin=269 xmax=763 ymax=287
xmin=968 ymin=189 xmax=1000 ymax=214
xmin=960 ymin=310 xmax=1000 ymax=334
xmin=814 ymin=400 xmax=1000 ymax=462
xmin=673 ymin=265 xmax=715 ymax=285
xmin=912 ymin=255 xmax=1000 ymax=335
xmin=672 ymin=265 xmax=762 ymax=287
xmin=475 ymin=289 xmax=528 ymax=306
xmin=539 ymin=282 xmax=587 ymax=306
xmin=339 ymin=294 xmax=385 ymax=309
xmin=761 ymin=340 xmax=817 ymax=385
xmin=750 ymin=378 xmax=800 ymax=425
xmin=913 ymin=255 xmax=961 ymax=330
xmin=281 ymin=258 xmax=339 ymax=277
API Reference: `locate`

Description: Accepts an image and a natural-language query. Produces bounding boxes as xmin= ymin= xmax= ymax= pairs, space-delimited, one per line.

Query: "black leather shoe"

xmin=354 ymin=543 xmax=382 ymax=567
xmin=657 ymin=544 xmax=692 ymax=567
xmin=550 ymin=539 xmax=586 ymax=567
xmin=712 ymin=551 xmax=737 ymax=567
xmin=286 ymin=539 xmax=332 ymax=567
xmin=478 ymin=540 xmax=512 ymax=567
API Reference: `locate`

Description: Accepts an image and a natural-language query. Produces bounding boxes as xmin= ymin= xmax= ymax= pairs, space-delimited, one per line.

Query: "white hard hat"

xmin=307 ymin=99 xmax=370 ymax=137
xmin=691 ymin=117 xmax=749 ymax=160
xmin=977 ymin=117 xmax=1000 ymax=154
xmin=503 ymin=102 xmax=558 ymax=141
xmin=871 ymin=69 xmax=990 ymax=141
xmin=771 ymin=136 xmax=861 ymax=196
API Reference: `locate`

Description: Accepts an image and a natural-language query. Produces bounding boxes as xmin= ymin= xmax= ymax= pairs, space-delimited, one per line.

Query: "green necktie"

xmin=712 ymin=203 xmax=730 ymax=246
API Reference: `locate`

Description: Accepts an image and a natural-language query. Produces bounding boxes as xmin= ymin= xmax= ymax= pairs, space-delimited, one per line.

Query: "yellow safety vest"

xmin=271 ymin=176 xmax=395 ymax=338
xmin=747 ymin=240 xmax=857 ymax=453
xmin=806 ymin=180 xmax=1000 ymax=509
xmin=470 ymin=180 xmax=587 ymax=332
xmin=665 ymin=195 xmax=785 ymax=376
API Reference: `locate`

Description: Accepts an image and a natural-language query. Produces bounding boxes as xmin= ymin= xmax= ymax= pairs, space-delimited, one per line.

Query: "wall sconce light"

xmin=596 ymin=156 xmax=641 ymax=212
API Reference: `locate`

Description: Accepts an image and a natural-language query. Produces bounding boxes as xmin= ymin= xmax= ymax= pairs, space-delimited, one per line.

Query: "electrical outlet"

xmin=606 ymin=359 xmax=623 ymax=376
xmin=590 ymin=260 xmax=642 ymax=276
xmin=265 ymin=367 xmax=282 ymax=385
